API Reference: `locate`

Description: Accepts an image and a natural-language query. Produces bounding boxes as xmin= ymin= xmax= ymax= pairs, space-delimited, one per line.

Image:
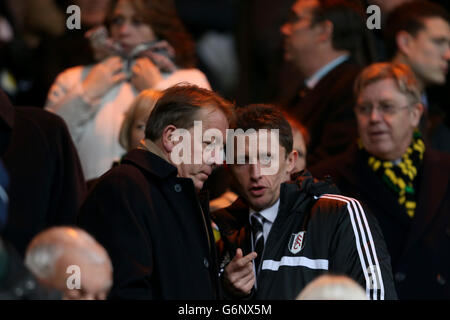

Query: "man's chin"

xmin=247 ymin=196 xmax=270 ymax=212
xmin=193 ymin=179 xmax=205 ymax=192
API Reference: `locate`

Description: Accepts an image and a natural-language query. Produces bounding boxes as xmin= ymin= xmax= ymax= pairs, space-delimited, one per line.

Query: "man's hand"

xmin=131 ymin=57 xmax=162 ymax=92
xmin=222 ymin=248 xmax=257 ymax=298
xmin=81 ymin=56 xmax=127 ymax=103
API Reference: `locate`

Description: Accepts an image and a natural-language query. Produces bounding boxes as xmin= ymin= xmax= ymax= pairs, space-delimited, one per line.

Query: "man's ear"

xmin=286 ymin=149 xmax=298 ymax=175
xmin=160 ymin=125 xmax=178 ymax=153
xmin=410 ymin=103 xmax=424 ymax=128
xmin=317 ymin=20 xmax=333 ymax=43
xmin=396 ymin=31 xmax=415 ymax=56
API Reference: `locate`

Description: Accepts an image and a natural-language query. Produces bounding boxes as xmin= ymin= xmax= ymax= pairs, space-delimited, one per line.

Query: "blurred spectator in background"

xmin=25 ymin=226 xmax=113 ymax=300
xmin=175 ymin=0 xmax=238 ymax=100
xmin=34 ymin=0 xmax=112 ymax=107
xmin=0 ymin=153 xmax=60 ymax=300
xmin=119 ymin=89 xmax=162 ymax=152
xmin=0 ymin=237 xmax=61 ymax=299
xmin=285 ymin=114 xmax=309 ymax=174
xmin=296 ymin=274 xmax=367 ymax=300
xmin=0 ymin=0 xmax=66 ymax=106
xmin=236 ymin=0 xmax=298 ymax=105
xmin=311 ymin=62 xmax=450 ymax=299
xmin=365 ymin=0 xmax=415 ymax=61
xmin=0 ymin=89 xmax=86 ymax=257
xmin=280 ymin=0 xmax=367 ymax=167
xmin=45 ymin=0 xmax=211 ymax=180
xmin=385 ymin=0 xmax=450 ymax=153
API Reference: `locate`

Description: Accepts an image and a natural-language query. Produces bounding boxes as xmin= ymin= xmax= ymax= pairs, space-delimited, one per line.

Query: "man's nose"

xmin=250 ymin=163 xmax=262 ymax=180
xmin=119 ymin=21 xmax=131 ymax=35
xmin=369 ymin=106 xmax=383 ymax=122
xmin=444 ymin=45 xmax=450 ymax=61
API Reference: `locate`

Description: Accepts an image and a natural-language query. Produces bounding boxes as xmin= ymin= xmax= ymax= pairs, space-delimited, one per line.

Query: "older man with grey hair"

xmin=311 ymin=62 xmax=450 ymax=299
xmin=25 ymin=226 xmax=113 ymax=300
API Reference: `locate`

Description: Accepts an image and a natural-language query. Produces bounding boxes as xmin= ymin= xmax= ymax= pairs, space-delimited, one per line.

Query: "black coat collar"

xmin=121 ymin=148 xmax=178 ymax=180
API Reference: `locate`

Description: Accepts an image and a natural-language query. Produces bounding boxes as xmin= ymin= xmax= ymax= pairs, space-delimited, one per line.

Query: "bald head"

xmin=297 ymin=274 xmax=367 ymax=300
xmin=25 ymin=227 xmax=113 ymax=300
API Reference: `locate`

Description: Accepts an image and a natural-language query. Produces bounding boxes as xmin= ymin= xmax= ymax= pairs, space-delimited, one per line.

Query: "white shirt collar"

xmin=305 ymin=54 xmax=349 ymax=89
xmin=249 ymin=198 xmax=280 ymax=224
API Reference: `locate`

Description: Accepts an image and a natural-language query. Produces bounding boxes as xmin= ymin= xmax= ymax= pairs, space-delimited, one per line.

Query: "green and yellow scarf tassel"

xmin=361 ymin=131 xmax=425 ymax=218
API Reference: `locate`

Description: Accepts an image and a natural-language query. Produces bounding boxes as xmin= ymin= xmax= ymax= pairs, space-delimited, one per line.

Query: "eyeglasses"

xmin=354 ymin=102 xmax=416 ymax=117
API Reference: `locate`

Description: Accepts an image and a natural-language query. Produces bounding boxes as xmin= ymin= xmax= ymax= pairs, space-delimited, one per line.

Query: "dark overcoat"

xmin=311 ymin=145 xmax=450 ymax=299
xmin=78 ymin=149 xmax=221 ymax=300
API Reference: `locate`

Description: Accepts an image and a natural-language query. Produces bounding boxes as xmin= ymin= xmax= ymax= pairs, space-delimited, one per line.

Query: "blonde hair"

xmin=119 ymin=89 xmax=162 ymax=151
xmin=354 ymin=62 xmax=422 ymax=105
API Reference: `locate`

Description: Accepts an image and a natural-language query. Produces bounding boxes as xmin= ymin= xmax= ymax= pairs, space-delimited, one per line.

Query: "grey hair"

xmin=25 ymin=244 xmax=64 ymax=279
xmin=25 ymin=227 xmax=113 ymax=280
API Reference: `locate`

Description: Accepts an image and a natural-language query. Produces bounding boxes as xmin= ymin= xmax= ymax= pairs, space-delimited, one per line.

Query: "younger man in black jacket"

xmin=212 ymin=104 xmax=397 ymax=300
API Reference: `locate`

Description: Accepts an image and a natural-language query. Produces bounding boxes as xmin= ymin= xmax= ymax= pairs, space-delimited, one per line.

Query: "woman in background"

xmin=45 ymin=0 xmax=210 ymax=179
xmin=118 ymin=89 xmax=161 ymax=152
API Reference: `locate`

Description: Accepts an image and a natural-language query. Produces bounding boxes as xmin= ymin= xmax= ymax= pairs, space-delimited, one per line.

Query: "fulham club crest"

xmin=289 ymin=231 xmax=306 ymax=254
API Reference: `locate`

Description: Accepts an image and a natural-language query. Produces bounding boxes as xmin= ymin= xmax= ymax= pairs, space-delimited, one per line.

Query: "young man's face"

xmin=229 ymin=131 xmax=295 ymax=211
xmin=402 ymin=17 xmax=450 ymax=86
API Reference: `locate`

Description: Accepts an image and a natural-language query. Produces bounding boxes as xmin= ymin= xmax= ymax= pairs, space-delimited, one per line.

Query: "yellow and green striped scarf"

xmin=360 ymin=131 xmax=425 ymax=218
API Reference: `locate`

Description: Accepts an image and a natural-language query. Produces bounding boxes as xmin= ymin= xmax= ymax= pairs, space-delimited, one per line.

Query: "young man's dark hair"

xmin=145 ymin=84 xmax=234 ymax=141
xmin=234 ymin=104 xmax=293 ymax=156
xmin=311 ymin=0 xmax=366 ymax=55
xmin=385 ymin=0 xmax=450 ymax=58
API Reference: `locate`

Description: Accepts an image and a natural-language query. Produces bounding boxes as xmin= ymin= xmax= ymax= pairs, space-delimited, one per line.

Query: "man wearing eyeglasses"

xmin=280 ymin=0 xmax=366 ymax=167
xmin=311 ymin=62 xmax=450 ymax=299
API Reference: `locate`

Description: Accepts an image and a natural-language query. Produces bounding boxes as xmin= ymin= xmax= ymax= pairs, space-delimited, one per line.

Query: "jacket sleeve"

xmin=45 ymin=66 xmax=102 ymax=143
xmin=77 ymin=170 xmax=154 ymax=299
xmin=327 ymin=195 xmax=398 ymax=300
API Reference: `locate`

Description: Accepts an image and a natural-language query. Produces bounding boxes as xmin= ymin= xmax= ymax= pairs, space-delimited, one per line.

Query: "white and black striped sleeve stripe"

xmin=320 ymin=194 xmax=385 ymax=300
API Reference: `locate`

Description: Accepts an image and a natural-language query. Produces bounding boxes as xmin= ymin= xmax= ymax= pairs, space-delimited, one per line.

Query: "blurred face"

xmin=129 ymin=108 xmax=150 ymax=150
xmin=403 ymin=17 xmax=450 ymax=86
xmin=52 ymin=251 xmax=112 ymax=300
xmin=109 ymin=0 xmax=156 ymax=55
xmin=292 ymin=129 xmax=307 ymax=173
xmin=368 ymin=0 xmax=413 ymax=15
xmin=281 ymin=0 xmax=320 ymax=74
xmin=229 ymin=132 xmax=295 ymax=211
xmin=356 ymin=78 xmax=422 ymax=160
xmin=75 ymin=0 xmax=111 ymax=27
xmin=175 ymin=108 xmax=229 ymax=192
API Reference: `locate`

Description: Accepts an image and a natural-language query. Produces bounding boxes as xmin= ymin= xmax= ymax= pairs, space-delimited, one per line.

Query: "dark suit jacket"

xmin=282 ymin=60 xmax=362 ymax=166
xmin=310 ymin=145 xmax=450 ymax=299
xmin=78 ymin=149 xmax=221 ymax=300
xmin=0 ymin=90 xmax=86 ymax=255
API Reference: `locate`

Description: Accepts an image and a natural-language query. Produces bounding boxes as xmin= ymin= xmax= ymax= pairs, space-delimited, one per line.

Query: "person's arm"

xmin=45 ymin=57 xmax=126 ymax=143
xmin=77 ymin=170 xmax=154 ymax=299
xmin=324 ymin=195 xmax=398 ymax=300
